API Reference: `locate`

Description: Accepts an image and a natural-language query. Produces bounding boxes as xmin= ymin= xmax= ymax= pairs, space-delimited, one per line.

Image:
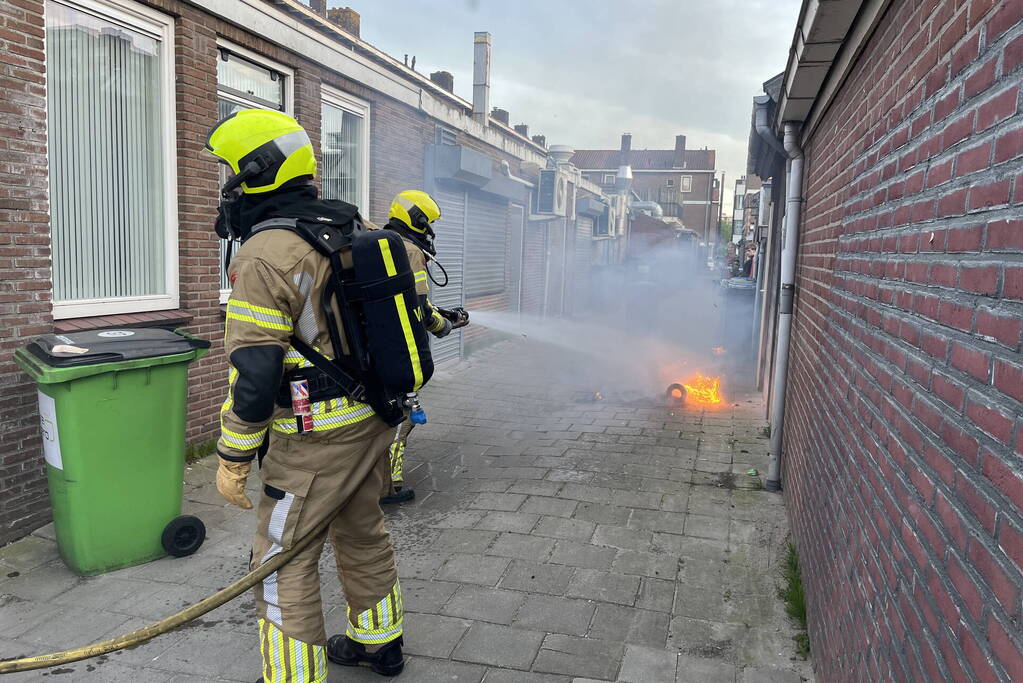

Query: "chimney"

xmin=308 ymin=0 xmax=327 ymax=15
xmin=472 ymin=32 xmax=491 ymax=125
xmin=531 ymin=134 xmax=546 ymax=148
xmin=430 ymin=70 xmax=454 ymax=93
xmin=620 ymin=133 xmax=632 ymax=164
xmin=514 ymin=124 xmax=529 ymax=138
xmin=673 ymin=134 xmax=687 ymax=168
xmin=326 ymin=7 xmax=360 ymax=38
xmin=491 ymin=107 xmax=509 ymax=125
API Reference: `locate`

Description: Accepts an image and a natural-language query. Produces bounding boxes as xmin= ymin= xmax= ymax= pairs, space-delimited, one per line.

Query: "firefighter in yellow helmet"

xmin=206 ymin=109 xmax=413 ymax=680
xmin=380 ymin=190 xmax=469 ymax=505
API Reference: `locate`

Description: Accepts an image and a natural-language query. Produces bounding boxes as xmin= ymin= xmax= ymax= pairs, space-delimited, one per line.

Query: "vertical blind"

xmin=48 ymin=2 xmax=166 ymax=303
xmin=320 ymin=101 xmax=364 ymax=207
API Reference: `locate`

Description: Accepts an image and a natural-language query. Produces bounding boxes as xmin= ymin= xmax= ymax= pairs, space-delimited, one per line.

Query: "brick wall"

xmin=783 ymin=1 xmax=1023 ymax=680
xmin=0 ymin=0 xmax=52 ymax=543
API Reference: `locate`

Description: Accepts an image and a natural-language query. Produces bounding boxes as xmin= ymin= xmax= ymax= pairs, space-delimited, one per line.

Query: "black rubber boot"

xmin=327 ymin=635 xmax=404 ymax=676
xmin=379 ymin=487 xmax=415 ymax=505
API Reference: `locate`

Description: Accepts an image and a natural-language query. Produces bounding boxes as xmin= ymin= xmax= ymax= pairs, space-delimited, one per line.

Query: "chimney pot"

xmin=673 ymin=135 xmax=686 ymax=168
xmin=491 ymin=107 xmax=510 ymax=125
xmin=430 ymin=70 xmax=454 ymax=92
xmin=308 ymin=0 xmax=327 ymax=15
xmin=472 ymin=32 xmax=492 ymax=126
xmin=514 ymin=123 xmax=529 ymax=138
xmin=620 ymin=133 xmax=632 ymax=165
xmin=531 ymin=134 xmax=546 ymax=148
xmin=326 ymin=7 xmax=360 ymax=38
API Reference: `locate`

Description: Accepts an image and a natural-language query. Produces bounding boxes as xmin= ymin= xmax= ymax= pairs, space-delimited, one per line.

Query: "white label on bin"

xmin=37 ymin=391 xmax=62 ymax=471
xmin=97 ymin=330 xmax=134 ymax=338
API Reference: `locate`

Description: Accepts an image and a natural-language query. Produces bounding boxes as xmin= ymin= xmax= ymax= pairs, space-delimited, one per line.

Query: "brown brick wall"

xmin=0 ymin=0 xmax=52 ymax=543
xmin=783 ymin=0 xmax=1023 ymax=679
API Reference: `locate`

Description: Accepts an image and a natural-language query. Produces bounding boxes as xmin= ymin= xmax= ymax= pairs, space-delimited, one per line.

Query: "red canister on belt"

xmin=290 ymin=379 xmax=315 ymax=432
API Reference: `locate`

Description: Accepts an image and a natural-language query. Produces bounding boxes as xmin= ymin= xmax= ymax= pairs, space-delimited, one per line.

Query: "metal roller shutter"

xmin=465 ymin=192 xmax=508 ymax=297
xmin=430 ymin=186 xmax=465 ymax=364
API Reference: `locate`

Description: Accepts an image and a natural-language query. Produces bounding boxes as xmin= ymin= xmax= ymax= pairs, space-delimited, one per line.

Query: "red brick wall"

xmin=783 ymin=1 xmax=1023 ymax=680
xmin=0 ymin=0 xmax=52 ymax=543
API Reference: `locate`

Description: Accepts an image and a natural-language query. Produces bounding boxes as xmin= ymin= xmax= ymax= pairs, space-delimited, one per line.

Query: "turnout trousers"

xmin=251 ymin=417 xmax=402 ymax=682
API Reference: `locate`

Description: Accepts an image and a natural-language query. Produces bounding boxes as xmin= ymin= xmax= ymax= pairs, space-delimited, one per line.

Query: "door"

xmin=573 ymin=216 xmax=593 ymax=316
xmin=430 ymin=185 xmax=465 ymax=364
xmin=545 ymin=219 xmax=567 ymax=317
xmin=508 ymin=204 xmax=525 ymax=313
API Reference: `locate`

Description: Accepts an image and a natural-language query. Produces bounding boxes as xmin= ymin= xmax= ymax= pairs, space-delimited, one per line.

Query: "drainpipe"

xmin=765 ymin=122 xmax=803 ymax=492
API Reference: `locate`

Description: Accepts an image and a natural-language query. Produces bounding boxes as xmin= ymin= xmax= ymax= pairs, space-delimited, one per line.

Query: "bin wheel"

xmin=162 ymin=515 xmax=206 ymax=557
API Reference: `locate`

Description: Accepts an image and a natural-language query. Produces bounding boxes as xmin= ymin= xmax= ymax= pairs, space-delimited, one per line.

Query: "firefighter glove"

xmin=433 ymin=317 xmax=453 ymax=338
xmin=216 ymin=457 xmax=254 ymax=509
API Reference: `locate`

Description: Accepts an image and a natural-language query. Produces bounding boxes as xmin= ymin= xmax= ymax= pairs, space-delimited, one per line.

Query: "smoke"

xmin=471 ymin=230 xmax=755 ymax=401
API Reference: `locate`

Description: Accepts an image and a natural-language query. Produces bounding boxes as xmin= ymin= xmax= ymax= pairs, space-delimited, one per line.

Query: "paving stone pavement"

xmin=0 ymin=339 xmax=814 ymax=682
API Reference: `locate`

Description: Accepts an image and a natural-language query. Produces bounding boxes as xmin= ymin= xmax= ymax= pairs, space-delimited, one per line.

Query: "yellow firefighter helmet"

xmin=205 ymin=109 xmax=316 ymax=194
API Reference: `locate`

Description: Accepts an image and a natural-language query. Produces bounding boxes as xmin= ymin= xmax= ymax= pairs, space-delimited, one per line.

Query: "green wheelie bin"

xmin=14 ymin=328 xmax=211 ymax=576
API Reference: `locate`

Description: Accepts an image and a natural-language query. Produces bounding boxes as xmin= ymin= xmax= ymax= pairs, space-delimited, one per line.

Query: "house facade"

xmin=0 ymin=0 xmax=624 ymax=543
xmin=572 ymin=133 xmax=719 ymax=243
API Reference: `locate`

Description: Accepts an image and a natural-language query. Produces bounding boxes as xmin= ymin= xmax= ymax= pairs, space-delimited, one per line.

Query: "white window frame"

xmin=666 ymin=178 xmax=675 ymax=187
xmin=215 ymin=39 xmax=294 ymax=303
xmin=602 ymin=173 xmax=615 ymax=185
xmin=49 ymin=0 xmax=178 ymax=319
xmin=681 ymin=175 xmax=693 ymax=193
xmin=320 ymin=85 xmax=371 ymax=211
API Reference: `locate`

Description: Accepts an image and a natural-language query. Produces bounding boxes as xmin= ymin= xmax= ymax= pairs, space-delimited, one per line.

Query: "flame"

xmin=712 ymin=347 xmax=727 ymax=355
xmin=683 ymin=373 xmax=723 ymax=405
xmin=669 ymin=386 xmax=684 ymax=399
xmin=594 ymin=392 xmax=603 ymax=401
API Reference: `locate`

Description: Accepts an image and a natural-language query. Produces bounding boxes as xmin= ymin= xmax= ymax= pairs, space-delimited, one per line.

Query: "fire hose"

xmin=0 ymin=498 xmax=345 ymax=675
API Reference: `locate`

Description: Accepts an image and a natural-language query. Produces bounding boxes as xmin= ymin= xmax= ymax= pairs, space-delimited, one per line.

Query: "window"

xmin=321 ymin=88 xmax=369 ymax=209
xmin=680 ymin=175 xmax=693 ymax=193
xmin=666 ymin=178 xmax=675 ymax=187
xmin=47 ymin=0 xmax=177 ymax=318
xmin=736 ymin=195 xmax=744 ymax=210
xmin=602 ymin=174 xmax=615 ymax=185
xmin=593 ymin=214 xmax=610 ymax=236
xmin=215 ymin=42 xmax=293 ymax=299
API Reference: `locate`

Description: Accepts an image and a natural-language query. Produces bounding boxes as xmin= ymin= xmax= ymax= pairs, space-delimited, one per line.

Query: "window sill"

xmin=54 ymin=309 xmax=196 ymax=334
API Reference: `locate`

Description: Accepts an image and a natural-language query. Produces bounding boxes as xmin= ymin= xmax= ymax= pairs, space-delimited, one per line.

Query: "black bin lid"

xmin=28 ymin=329 xmax=210 ymax=368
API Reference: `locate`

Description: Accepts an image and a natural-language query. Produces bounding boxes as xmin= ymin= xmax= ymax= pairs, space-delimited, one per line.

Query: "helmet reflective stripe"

xmin=272 ymin=130 xmax=311 ymax=158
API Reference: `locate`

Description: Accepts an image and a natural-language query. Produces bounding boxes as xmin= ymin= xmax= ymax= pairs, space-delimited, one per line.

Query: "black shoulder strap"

xmin=248 ymin=217 xmax=360 ymax=258
xmin=289 ymin=336 xmax=367 ymax=403
xmin=248 ymin=217 xmax=299 ymax=238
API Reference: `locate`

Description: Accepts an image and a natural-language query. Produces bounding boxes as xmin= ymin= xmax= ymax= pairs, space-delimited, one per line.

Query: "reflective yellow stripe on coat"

xmin=226 ymin=299 xmax=293 ymax=332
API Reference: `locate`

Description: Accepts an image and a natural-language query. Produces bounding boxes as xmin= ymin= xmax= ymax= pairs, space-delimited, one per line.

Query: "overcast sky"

xmin=350 ymin=0 xmax=802 ymax=215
